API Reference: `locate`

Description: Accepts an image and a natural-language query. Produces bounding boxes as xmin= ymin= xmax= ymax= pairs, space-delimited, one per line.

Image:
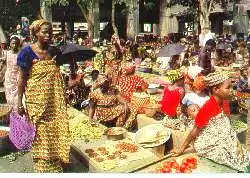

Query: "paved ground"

xmin=0 ymin=150 xmax=88 ymax=173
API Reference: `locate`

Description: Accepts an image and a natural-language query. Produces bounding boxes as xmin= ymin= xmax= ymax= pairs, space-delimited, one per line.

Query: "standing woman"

xmin=4 ymin=36 xmax=21 ymax=108
xmin=16 ymin=19 xmax=70 ymax=173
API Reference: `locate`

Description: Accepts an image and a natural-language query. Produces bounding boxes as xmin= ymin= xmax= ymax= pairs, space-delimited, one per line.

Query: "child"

xmin=172 ymin=71 xmax=250 ymax=172
xmin=160 ymin=69 xmax=185 ymax=119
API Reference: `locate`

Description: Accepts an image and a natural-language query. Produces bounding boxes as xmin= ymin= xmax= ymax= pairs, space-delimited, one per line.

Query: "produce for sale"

xmin=0 ymin=130 xmax=8 ymax=137
xmin=232 ymin=120 xmax=248 ymax=133
xmin=69 ymin=118 xmax=104 ymax=141
xmin=153 ymin=156 xmax=198 ymax=173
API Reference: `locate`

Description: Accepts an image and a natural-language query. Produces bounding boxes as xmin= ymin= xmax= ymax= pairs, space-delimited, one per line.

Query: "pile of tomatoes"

xmin=154 ymin=156 xmax=197 ymax=173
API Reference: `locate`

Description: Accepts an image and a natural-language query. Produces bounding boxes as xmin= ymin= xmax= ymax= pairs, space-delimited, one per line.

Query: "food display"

xmin=0 ymin=130 xmax=8 ymax=138
xmin=153 ymin=157 xmax=198 ymax=173
xmin=69 ymin=118 xmax=104 ymax=142
xmin=232 ymin=120 xmax=248 ymax=133
xmin=84 ymin=140 xmax=156 ymax=171
xmin=104 ymin=127 xmax=127 ymax=140
xmin=135 ymin=124 xmax=171 ymax=148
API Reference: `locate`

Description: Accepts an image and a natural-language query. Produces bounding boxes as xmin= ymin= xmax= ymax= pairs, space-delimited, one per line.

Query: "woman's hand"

xmin=170 ymin=148 xmax=184 ymax=157
xmin=17 ymin=105 xmax=26 ymax=116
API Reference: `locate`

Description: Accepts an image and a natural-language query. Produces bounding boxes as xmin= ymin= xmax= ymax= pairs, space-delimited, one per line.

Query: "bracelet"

xmin=18 ymin=106 xmax=24 ymax=109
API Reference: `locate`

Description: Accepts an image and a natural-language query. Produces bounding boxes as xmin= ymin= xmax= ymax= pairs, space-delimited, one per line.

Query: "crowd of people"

xmin=0 ymin=18 xmax=249 ymax=173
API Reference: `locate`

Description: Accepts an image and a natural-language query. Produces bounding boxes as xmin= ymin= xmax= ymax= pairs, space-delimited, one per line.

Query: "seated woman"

xmin=160 ymin=69 xmax=185 ymax=119
xmin=66 ymin=60 xmax=90 ymax=109
xmin=89 ymin=75 xmax=137 ymax=130
xmin=172 ymin=72 xmax=250 ymax=172
xmin=118 ymin=62 xmax=148 ymax=102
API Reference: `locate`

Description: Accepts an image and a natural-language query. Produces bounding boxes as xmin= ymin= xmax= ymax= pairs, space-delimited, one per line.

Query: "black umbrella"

xmin=158 ymin=43 xmax=185 ymax=57
xmin=56 ymin=42 xmax=97 ymax=65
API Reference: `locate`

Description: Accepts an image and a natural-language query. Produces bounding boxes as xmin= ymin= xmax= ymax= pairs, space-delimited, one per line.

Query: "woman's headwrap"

xmin=29 ymin=19 xmax=51 ymax=36
xmin=192 ymin=76 xmax=206 ymax=91
xmin=205 ymin=72 xmax=229 ymax=87
xmin=166 ymin=69 xmax=184 ymax=83
xmin=121 ymin=62 xmax=136 ymax=75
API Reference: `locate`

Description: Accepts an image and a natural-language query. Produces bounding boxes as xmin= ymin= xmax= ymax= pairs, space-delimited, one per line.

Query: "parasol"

xmin=158 ymin=43 xmax=185 ymax=57
xmin=56 ymin=42 xmax=97 ymax=65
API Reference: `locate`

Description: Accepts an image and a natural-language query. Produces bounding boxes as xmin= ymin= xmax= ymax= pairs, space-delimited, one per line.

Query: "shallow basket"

xmin=0 ymin=104 xmax=12 ymax=126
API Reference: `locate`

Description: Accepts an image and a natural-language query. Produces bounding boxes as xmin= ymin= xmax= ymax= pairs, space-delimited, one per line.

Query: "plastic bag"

xmin=9 ymin=112 xmax=36 ymax=151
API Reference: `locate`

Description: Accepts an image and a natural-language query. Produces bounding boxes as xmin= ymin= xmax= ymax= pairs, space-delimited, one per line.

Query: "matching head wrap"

xmin=205 ymin=71 xmax=229 ymax=87
xmin=166 ymin=69 xmax=184 ymax=83
xmin=193 ymin=76 xmax=206 ymax=91
xmin=29 ymin=19 xmax=51 ymax=36
xmin=121 ymin=62 xmax=136 ymax=75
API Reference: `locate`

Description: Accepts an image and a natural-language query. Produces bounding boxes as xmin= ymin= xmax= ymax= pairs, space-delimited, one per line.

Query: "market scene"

xmin=0 ymin=0 xmax=249 ymax=174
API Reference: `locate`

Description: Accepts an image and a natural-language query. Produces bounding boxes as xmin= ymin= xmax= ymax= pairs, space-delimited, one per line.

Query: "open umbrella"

xmin=56 ymin=42 xmax=97 ymax=65
xmin=158 ymin=43 xmax=185 ymax=57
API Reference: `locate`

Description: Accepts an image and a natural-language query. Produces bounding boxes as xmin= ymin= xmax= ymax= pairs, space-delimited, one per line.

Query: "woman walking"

xmin=17 ymin=19 xmax=70 ymax=173
xmin=4 ymin=36 xmax=21 ymax=108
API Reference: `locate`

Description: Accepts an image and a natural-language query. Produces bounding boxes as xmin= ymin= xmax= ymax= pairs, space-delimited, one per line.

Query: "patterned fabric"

xmin=194 ymin=113 xmax=250 ymax=172
xmin=29 ymin=19 xmax=50 ymax=36
xmin=89 ymin=88 xmax=137 ymax=129
xmin=205 ymin=71 xmax=229 ymax=87
xmin=120 ymin=62 xmax=136 ymax=75
xmin=4 ymin=51 xmax=19 ymax=107
xmin=192 ymin=76 xmax=206 ymax=91
xmin=165 ymin=69 xmax=184 ymax=83
xmin=118 ymin=75 xmax=148 ymax=102
xmin=105 ymin=60 xmax=121 ymax=85
xmin=33 ymin=159 xmax=63 ymax=173
xmin=17 ymin=48 xmax=70 ymax=172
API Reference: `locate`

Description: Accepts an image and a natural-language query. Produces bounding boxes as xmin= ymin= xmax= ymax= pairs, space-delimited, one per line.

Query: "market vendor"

xmin=171 ymin=72 xmax=250 ymax=172
xmin=66 ymin=59 xmax=90 ymax=109
xmin=237 ymin=65 xmax=249 ymax=93
xmin=160 ymin=69 xmax=185 ymax=119
xmin=89 ymin=75 xmax=137 ymax=130
xmin=118 ymin=62 xmax=148 ymax=102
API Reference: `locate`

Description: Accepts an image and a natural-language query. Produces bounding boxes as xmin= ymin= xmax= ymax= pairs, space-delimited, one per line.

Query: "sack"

xmin=9 ymin=112 xmax=36 ymax=151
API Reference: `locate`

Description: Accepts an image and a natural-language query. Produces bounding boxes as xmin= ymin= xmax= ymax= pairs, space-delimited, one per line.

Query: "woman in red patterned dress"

xmin=118 ymin=62 xmax=148 ymax=102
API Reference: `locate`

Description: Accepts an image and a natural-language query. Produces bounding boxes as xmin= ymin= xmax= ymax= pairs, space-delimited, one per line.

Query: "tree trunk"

xmin=199 ymin=0 xmax=210 ymax=34
xmin=40 ymin=0 xmax=52 ymax=22
xmin=126 ymin=0 xmax=139 ymax=41
xmin=93 ymin=0 xmax=100 ymax=40
xmin=78 ymin=4 xmax=94 ymax=46
xmin=112 ymin=0 xmax=118 ymax=36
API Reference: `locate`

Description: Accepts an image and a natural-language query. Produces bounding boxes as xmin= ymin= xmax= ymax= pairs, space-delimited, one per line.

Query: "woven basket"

xmin=144 ymin=104 xmax=161 ymax=118
xmin=0 ymin=104 xmax=12 ymax=126
xmin=131 ymin=92 xmax=150 ymax=114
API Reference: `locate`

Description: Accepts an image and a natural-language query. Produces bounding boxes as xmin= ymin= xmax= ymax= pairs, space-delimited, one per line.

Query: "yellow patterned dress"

xmin=17 ymin=46 xmax=70 ymax=173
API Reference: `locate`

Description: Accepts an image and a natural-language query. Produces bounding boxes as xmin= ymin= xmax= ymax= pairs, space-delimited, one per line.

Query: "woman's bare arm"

xmin=171 ymin=126 xmax=201 ymax=156
xmin=17 ymin=67 xmax=29 ymax=115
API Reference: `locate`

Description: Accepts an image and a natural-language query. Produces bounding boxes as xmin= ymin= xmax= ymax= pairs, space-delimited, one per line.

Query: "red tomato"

xmin=171 ymin=162 xmax=180 ymax=169
xmin=187 ymin=162 xmax=197 ymax=169
xmin=180 ymin=164 xmax=187 ymax=173
xmin=187 ymin=157 xmax=197 ymax=163
xmin=169 ymin=159 xmax=177 ymax=167
xmin=163 ymin=161 xmax=171 ymax=168
xmin=161 ymin=167 xmax=172 ymax=173
xmin=182 ymin=159 xmax=189 ymax=166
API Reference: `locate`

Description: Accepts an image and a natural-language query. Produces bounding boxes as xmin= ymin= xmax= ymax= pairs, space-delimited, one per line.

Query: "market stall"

xmin=68 ymin=107 xmax=239 ymax=173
